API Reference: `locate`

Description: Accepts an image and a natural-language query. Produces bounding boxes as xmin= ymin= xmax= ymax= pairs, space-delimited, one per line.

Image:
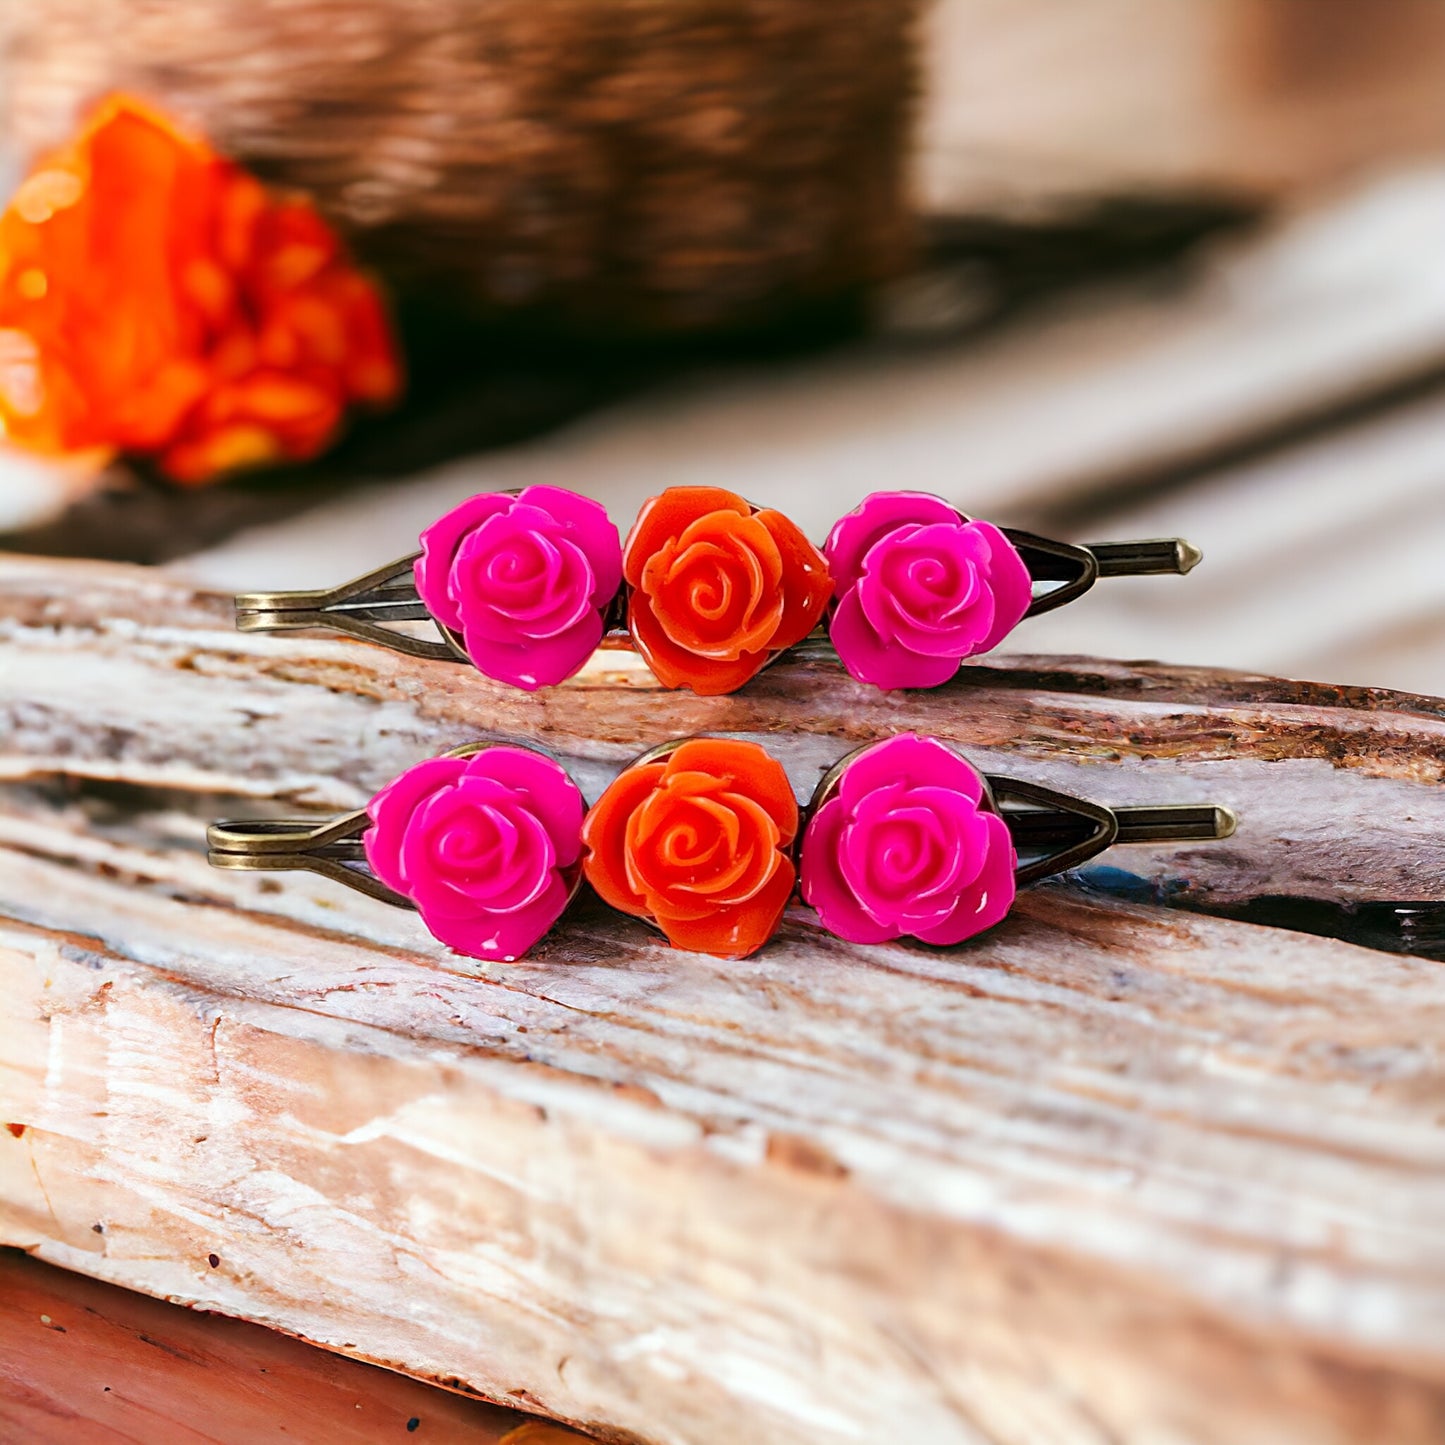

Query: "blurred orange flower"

xmin=0 ymin=95 xmax=401 ymax=484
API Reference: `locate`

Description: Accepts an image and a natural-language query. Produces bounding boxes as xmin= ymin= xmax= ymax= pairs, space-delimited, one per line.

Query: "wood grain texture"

xmin=0 ymin=1247 xmax=587 ymax=1443
xmin=3 ymin=792 xmax=1445 ymax=1445
xmin=0 ymin=553 xmax=1443 ymax=1443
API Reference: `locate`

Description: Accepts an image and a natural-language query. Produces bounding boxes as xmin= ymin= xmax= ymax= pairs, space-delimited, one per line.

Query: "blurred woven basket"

xmin=2 ymin=0 xmax=919 ymax=335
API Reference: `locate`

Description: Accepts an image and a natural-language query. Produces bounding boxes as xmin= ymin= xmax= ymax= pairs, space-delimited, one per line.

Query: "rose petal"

xmin=363 ymin=755 xmax=469 ymax=896
xmin=799 ymin=796 xmax=900 ymax=944
xmin=664 ymin=739 xmax=798 ymax=845
xmin=454 ymin=516 xmax=595 ymax=641
xmin=641 ymin=512 xmax=784 ymax=660
xmin=389 ymin=776 xmax=470 ymax=903
xmin=634 ymin=791 xmax=782 ymax=918
xmin=829 ymin=588 xmax=961 ymax=690
xmin=421 ymin=869 xmax=571 ymax=962
xmin=622 ymin=486 xmax=752 ymax=589
xmin=837 ymin=734 xmax=983 ymax=812
xmin=857 ymin=521 xmax=996 ymax=660
xmin=838 ymin=796 xmax=973 ymax=920
xmin=625 ymin=785 xmax=735 ymax=921
xmin=858 ymin=522 xmax=984 ymax=633
xmin=758 ymin=507 xmax=832 ymax=652
xmin=462 ymin=604 xmax=604 ymax=690
xmin=516 ymin=485 xmax=622 ymax=604
xmin=414 ymin=492 xmax=514 ymax=630
xmin=628 ymin=593 xmax=768 ymax=694
xmin=911 ymin=812 xmax=1017 ymax=945
xmin=823 ymin=491 xmax=962 ymax=593
xmin=466 ymin=746 xmax=585 ymax=868
xmin=581 ymin=761 xmax=668 ymax=916
xmin=658 ymin=860 xmax=795 ymax=960
xmin=404 ymin=782 xmax=557 ymax=918
xmin=902 ymin=788 xmax=991 ymax=898
xmin=972 ymin=521 xmax=1035 ymax=654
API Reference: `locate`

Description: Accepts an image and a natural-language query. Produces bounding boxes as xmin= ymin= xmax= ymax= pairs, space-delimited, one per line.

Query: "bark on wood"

xmin=0 ymin=1247 xmax=585 ymax=1444
xmin=0 ymin=554 xmax=1443 ymax=1442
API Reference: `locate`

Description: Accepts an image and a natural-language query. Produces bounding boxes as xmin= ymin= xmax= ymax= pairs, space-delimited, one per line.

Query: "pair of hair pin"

xmin=234 ymin=484 xmax=1202 ymax=694
xmin=216 ymin=483 xmax=1231 ymax=960
xmin=210 ymin=733 xmax=1236 ymax=962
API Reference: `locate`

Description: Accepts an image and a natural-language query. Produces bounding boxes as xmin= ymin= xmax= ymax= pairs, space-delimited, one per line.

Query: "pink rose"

xmin=800 ymin=733 xmax=1016 ymax=945
xmin=824 ymin=491 xmax=1033 ymax=690
xmin=363 ymin=745 xmax=585 ymax=960
xmin=414 ymin=486 xmax=622 ymax=690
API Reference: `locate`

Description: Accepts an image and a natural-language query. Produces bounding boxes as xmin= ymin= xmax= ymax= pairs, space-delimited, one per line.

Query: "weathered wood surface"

xmin=1 ymin=554 xmax=1444 ymax=1444
xmin=0 ymin=1247 xmax=585 ymax=1444
xmin=6 ymin=789 xmax=1445 ymax=1445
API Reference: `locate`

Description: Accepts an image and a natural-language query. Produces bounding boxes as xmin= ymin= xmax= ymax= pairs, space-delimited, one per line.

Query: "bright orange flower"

xmin=623 ymin=486 xmax=832 ymax=695
xmin=581 ymin=738 xmax=799 ymax=959
xmin=0 ymin=95 xmax=401 ymax=484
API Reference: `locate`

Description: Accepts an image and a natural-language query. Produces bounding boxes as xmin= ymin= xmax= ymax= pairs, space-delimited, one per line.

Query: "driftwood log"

xmin=1 ymin=554 xmax=1444 ymax=1444
xmin=0 ymin=1246 xmax=586 ymax=1443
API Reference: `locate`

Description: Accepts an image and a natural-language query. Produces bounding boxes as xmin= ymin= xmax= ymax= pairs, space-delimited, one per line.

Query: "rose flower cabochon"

xmin=414 ymin=486 xmax=624 ymax=692
xmin=623 ymin=487 xmax=832 ymax=696
xmin=0 ymin=94 xmax=401 ymax=483
xmin=823 ymin=492 xmax=1033 ymax=690
xmin=581 ymin=738 xmax=799 ymax=959
xmin=364 ymin=745 xmax=586 ymax=961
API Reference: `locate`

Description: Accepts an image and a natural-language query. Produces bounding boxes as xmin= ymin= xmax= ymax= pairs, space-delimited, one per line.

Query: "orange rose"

xmin=624 ymin=486 xmax=832 ymax=695
xmin=0 ymin=94 xmax=401 ymax=484
xmin=581 ymin=738 xmax=798 ymax=958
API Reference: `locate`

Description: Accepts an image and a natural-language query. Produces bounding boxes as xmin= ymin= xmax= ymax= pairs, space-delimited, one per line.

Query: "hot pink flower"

xmin=363 ymin=746 xmax=585 ymax=960
xmin=800 ymin=734 xmax=1016 ymax=945
xmin=824 ymin=491 xmax=1033 ymax=690
xmin=414 ymin=486 xmax=622 ymax=690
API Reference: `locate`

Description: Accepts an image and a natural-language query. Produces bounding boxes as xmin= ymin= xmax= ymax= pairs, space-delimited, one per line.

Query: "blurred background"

xmin=1 ymin=0 xmax=1442 ymax=693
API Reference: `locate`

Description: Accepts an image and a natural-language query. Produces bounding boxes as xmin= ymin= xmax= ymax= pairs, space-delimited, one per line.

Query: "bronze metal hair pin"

xmin=233 ymin=485 xmax=1201 ymax=694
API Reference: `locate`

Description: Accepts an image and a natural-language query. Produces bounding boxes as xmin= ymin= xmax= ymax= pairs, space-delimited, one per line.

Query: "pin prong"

xmin=1109 ymin=802 xmax=1235 ymax=842
xmin=233 ymin=554 xmax=461 ymax=661
xmin=206 ymin=812 xmax=410 ymax=907
xmin=1086 ymin=538 xmax=1203 ymax=577
xmin=1005 ymin=802 xmax=1235 ymax=848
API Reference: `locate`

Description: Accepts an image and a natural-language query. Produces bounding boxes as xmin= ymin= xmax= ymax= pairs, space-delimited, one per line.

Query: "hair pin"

xmin=209 ymin=734 xmax=1234 ymax=962
xmin=234 ymin=485 xmax=1201 ymax=695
